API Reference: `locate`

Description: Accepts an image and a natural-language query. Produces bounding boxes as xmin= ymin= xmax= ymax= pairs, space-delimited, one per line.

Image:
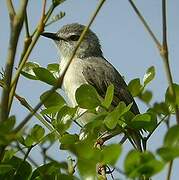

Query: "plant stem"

xmin=8 ymin=3 xmax=55 ymax=112
xmin=128 ymin=0 xmax=161 ymax=50
xmin=167 ymin=160 xmax=173 ymax=180
xmin=161 ymin=0 xmax=179 ymax=124
xmin=0 ymin=0 xmax=28 ymax=122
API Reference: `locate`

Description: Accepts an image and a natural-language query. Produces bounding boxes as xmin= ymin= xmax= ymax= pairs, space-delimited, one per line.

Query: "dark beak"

xmin=41 ymin=32 xmax=62 ymax=41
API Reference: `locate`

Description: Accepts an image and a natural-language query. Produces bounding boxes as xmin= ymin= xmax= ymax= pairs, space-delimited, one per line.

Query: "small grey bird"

xmin=42 ymin=23 xmax=141 ymax=150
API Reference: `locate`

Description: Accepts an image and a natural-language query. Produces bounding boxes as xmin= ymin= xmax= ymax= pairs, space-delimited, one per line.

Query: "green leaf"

xmin=143 ymin=66 xmax=155 ymax=86
xmin=164 ymin=125 xmax=179 ymax=148
xmin=33 ymin=67 xmax=57 ymax=86
xmin=40 ymin=105 xmax=63 ymax=116
xmin=21 ymin=62 xmax=39 ymax=80
xmin=30 ymin=162 xmax=68 ymax=180
xmin=153 ymin=102 xmax=169 ymax=115
xmin=157 ymin=147 xmax=179 ymax=162
xmin=139 ymin=90 xmax=152 ymax=104
xmin=0 ymin=164 xmax=13 ymax=175
xmin=4 ymin=156 xmax=32 ymax=180
xmin=78 ymin=158 xmax=97 ymax=179
xmin=101 ymin=144 xmax=121 ymax=165
xmin=75 ymin=84 xmax=101 ymax=109
xmin=0 ymin=115 xmax=16 ymax=134
xmin=124 ymin=150 xmax=164 ymax=178
xmin=52 ymin=0 xmax=66 ymax=7
xmin=40 ymin=90 xmax=66 ymax=108
xmin=54 ymin=106 xmax=77 ymax=135
xmin=2 ymin=149 xmax=16 ymax=162
xmin=101 ymin=84 xmax=114 ymax=109
xmin=31 ymin=125 xmax=45 ymax=142
xmin=130 ymin=113 xmax=152 ymax=130
xmin=128 ymin=78 xmax=143 ymax=97
xmin=60 ymin=134 xmax=79 ymax=150
xmin=165 ymin=83 xmax=179 ymax=113
xmin=104 ymin=102 xmax=132 ymax=129
xmin=24 ymin=125 xmax=45 ymax=146
xmin=47 ymin=63 xmax=60 ymax=78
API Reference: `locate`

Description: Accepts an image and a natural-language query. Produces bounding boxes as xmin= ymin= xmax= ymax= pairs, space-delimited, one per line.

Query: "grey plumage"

xmin=41 ymin=23 xmax=142 ymax=150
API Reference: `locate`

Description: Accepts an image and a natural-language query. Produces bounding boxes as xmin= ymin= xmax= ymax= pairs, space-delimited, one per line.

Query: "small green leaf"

xmin=40 ymin=90 xmax=66 ymax=108
xmin=104 ymin=102 xmax=132 ymax=129
xmin=52 ymin=0 xmax=66 ymax=7
xmin=165 ymin=84 xmax=179 ymax=113
xmin=139 ymin=90 xmax=152 ymax=104
xmin=0 ymin=164 xmax=13 ymax=174
xmin=33 ymin=67 xmax=57 ymax=85
xmin=0 ymin=116 xmax=16 ymax=134
xmin=101 ymin=144 xmax=122 ymax=165
xmin=21 ymin=62 xmax=39 ymax=80
xmin=6 ymin=156 xmax=32 ymax=180
xmin=101 ymin=84 xmax=114 ymax=109
xmin=128 ymin=78 xmax=143 ymax=97
xmin=40 ymin=105 xmax=63 ymax=116
xmin=2 ymin=149 xmax=16 ymax=162
xmin=164 ymin=125 xmax=179 ymax=148
xmin=30 ymin=162 xmax=68 ymax=179
xmin=143 ymin=66 xmax=155 ymax=86
xmin=75 ymin=84 xmax=100 ymax=109
xmin=153 ymin=102 xmax=169 ymax=115
xmin=54 ymin=106 xmax=77 ymax=135
xmin=124 ymin=150 xmax=164 ymax=178
xmin=130 ymin=113 xmax=152 ymax=130
xmin=47 ymin=63 xmax=60 ymax=78
xmin=31 ymin=124 xmax=45 ymax=142
xmin=157 ymin=147 xmax=179 ymax=162
xmin=78 ymin=158 xmax=97 ymax=179
xmin=24 ymin=125 xmax=45 ymax=146
xmin=60 ymin=134 xmax=79 ymax=145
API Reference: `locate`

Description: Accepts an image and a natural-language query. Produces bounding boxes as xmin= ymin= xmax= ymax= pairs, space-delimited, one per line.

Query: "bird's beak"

xmin=41 ymin=32 xmax=65 ymax=41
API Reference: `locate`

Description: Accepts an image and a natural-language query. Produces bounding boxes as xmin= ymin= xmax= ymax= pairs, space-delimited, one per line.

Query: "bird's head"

xmin=41 ymin=23 xmax=103 ymax=59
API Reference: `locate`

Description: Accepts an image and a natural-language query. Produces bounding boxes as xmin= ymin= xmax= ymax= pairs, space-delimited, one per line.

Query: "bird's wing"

xmin=82 ymin=57 xmax=140 ymax=115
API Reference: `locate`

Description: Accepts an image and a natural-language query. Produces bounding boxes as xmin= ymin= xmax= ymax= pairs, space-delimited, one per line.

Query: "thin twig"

xmin=16 ymin=142 xmax=38 ymax=167
xmin=14 ymin=0 xmax=106 ymax=133
xmin=6 ymin=0 xmax=16 ymax=20
xmin=128 ymin=0 xmax=161 ymax=50
xmin=167 ymin=160 xmax=173 ymax=180
xmin=0 ymin=0 xmax=28 ymax=122
xmin=146 ymin=115 xmax=168 ymax=141
xmin=24 ymin=10 xmax=30 ymax=37
xmin=8 ymin=0 xmax=51 ymax=113
xmin=161 ymin=0 xmax=179 ymax=124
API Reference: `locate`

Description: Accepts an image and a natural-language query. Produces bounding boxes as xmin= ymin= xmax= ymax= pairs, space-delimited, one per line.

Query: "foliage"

xmin=0 ymin=1 xmax=179 ymax=180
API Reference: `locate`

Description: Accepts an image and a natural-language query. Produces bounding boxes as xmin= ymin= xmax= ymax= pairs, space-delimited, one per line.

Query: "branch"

xmin=6 ymin=0 xmax=16 ymax=20
xmin=0 ymin=0 xmax=28 ymax=122
xmin=167 ymin=160 xmax=173 ymax=180
xmin=128 ymin=0 xmax=161 ymax=50
xmin=161 ymin=0 xmax=179 ymax=124
xmin=8 ymin=0 xmax=48 ymax=113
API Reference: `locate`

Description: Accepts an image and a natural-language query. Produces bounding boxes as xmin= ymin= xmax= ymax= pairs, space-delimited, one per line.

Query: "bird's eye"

xmin=69 ymin=35 xmax=80 ymax=41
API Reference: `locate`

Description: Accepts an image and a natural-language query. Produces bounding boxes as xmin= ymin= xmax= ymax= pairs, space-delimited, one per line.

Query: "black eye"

xmin=69 ymin=35 xmax=80 ymax=41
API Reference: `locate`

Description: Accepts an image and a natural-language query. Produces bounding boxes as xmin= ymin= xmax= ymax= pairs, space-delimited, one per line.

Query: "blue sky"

xmin=0 ymin=0 xmax=179 ymax=179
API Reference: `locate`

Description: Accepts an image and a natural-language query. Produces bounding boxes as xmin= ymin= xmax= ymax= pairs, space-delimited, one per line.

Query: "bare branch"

xmin=128 ymin=0 xmax=161 ymax=50
xmin=6 ymin=0 xmax=16 ymax=20
xmin=0 ymin=0 xmax=28 ymax=122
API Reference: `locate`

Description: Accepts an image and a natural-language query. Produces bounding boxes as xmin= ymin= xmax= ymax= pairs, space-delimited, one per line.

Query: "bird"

xmin=41 ymin=23 xmax=142 ymax=150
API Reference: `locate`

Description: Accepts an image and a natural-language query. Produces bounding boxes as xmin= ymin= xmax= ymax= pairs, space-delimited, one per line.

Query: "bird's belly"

xmin=61 ymin=60 xmax=96 ymax=125
xmin=62 ymin=60 xmax=87 ymax=107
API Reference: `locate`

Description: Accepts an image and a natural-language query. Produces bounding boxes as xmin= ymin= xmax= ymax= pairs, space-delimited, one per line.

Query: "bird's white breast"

xmin=60 ymin=57 xmax=87 ymax=107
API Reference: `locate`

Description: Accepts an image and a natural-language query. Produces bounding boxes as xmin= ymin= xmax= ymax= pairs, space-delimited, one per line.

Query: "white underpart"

xmin=60 ymin=57 xmax=95 ymax=125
